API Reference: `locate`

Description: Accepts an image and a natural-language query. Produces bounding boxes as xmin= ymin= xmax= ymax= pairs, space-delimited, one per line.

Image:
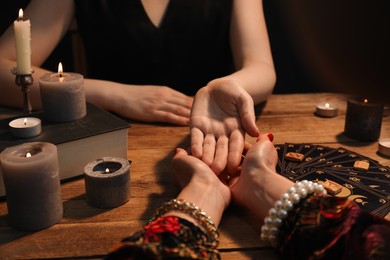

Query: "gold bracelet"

xmin=148 ymin=199 xmax=219 ymax=247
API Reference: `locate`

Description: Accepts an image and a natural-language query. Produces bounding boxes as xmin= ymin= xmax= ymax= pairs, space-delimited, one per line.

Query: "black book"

xmin=0 ymin=103 xmax=130 ymax=197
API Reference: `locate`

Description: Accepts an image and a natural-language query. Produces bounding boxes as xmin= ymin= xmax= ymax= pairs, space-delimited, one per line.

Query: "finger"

xmin=256 ymin=133 xmax=274 ymax=143
xmin=227 ymin=129 xmax=245 ymax=173
xmin=210 ymin=136 xmax=228 ymax=175
xmin=238 ymin=95 xmax=259 ymax=137
xmin=201 ymin=134 xmax=216 ymax=166
xmin=153 ymin=110 xmax=190 ymax=125
xmin=172 ymin=147 xmax=188 ymax=159
xmin=156 ymin=101 xmax=192 ymax=119
xmin=243 ymin=141 xmax=252 ymax=155
xmin=190 ymin=127 xmax=204 ymax=159
xmin=168 ymin=96 xmax=193 ymax=110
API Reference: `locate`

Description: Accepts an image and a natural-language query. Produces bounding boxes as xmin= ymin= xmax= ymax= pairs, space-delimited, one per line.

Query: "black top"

xmin=74 ymin=0 xmax=234 ymax=96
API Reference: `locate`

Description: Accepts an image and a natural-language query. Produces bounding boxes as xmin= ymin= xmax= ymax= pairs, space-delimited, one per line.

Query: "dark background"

xmin=2 ymin=1 xmax=388 ymax=98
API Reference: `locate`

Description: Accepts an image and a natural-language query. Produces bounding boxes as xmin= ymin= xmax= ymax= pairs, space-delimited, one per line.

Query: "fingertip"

xmin=173 ymin=147 xmax=186 ymax=157
xmin=256 ymin=133 xmax=274 ymax=143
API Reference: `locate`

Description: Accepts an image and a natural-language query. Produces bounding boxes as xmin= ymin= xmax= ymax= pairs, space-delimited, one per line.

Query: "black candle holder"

xmin=12 ymin=69 xmax=34 ymax=114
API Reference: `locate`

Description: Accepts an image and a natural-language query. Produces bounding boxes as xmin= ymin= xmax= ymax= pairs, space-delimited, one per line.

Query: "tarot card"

xmin=294 ymin=169 xmax=390 ymax=217
xmin=294 ymin=145 xmax=340 ymax=169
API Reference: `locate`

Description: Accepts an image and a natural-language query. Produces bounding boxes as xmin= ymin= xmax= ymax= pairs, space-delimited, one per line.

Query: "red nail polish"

xmin=267 ymin=133 xmax=274 ymax=142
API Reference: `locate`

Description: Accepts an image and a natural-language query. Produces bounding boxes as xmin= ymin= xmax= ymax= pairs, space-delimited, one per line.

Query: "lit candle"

xmin=344 ymin=97 xmax=384 ymax=141
xmin=0 ymin=142 xmax=63 ymax=231
xmin=9 ymin=117 xmax=41 ymax=138
xmin=84 ymin=157 xmax=130 ymax=208
xmin=13 ymin=9 xmax=32 ymax=75
xmin=39 ymin=62 xmax=86 ymax=122
xmin=315 ymin=102 xmax=338 ymax=117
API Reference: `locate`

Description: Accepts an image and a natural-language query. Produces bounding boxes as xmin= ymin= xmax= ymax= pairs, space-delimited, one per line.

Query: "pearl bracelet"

xmin=260 ymin=180 xmax=327 ymax=247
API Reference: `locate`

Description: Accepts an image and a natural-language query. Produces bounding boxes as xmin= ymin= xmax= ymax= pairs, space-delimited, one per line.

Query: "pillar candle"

xmin=0 ymin=142 xmax=63 ymax=231
xmin=39 ymin=63 xmax=86 ymax=122
xmin=13 ymin=9 xmax=32 ymax=75
xmin=344 ymin=97 xmax=384 ymax=141
xmin=84 ymin=157 xmax=130 ymax=208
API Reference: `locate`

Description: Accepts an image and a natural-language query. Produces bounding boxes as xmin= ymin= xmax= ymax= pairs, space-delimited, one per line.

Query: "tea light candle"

xmin=0 ymin=142 xmax=63 ymax=231
xmin=9 ymin=117 xmax=41 ymax=138
xmin=13 ymin=9 xmax=32 ymax=75
xmin=315 ymin=102 xmax=338 ymax=117
xmin=84 ymin=157 xmax=130 ymax=208
xmin=344 ymin=97 xmax=384 ymax=141
xmin=378 ymin=139 xmax=390 ymax=157
xmin=39 ymin=62 xmax=86 ymax=122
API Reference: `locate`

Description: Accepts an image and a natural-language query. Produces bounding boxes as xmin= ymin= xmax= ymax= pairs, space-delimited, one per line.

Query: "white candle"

xmin=39 ymin=62 xmax=86 ymax=122
xmin=13 ymin=9 xmax=32 ymax=75
xmin=9 ymin=117 xmax=41 ymax=138
xmin=315 ymin=102 xmax=338 ymax=118
xmin=378 ymin=139 xmax=390 ymax=157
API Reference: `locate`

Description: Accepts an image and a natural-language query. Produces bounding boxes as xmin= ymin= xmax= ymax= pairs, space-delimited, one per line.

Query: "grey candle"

xmin=84 ymin=157 xmax=130 ymax=208
xmin=0 ymin=142 xmax=63 ymax=231
xmin=39 ymin=63 xmax=86 ymax=122
xmin=344 ymin=97 xmax=384 ymax=141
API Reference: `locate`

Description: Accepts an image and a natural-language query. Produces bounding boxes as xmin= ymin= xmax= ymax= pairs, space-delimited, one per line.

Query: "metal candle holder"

xmin=12 ymin=69 xmax=34 ymax=114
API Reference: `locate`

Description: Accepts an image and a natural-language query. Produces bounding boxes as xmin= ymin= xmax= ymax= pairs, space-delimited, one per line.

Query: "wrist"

xmin=242 ymin=168 xmax=294 ymax=220
xmin=177 ymin=179 xmax=229 ymax=227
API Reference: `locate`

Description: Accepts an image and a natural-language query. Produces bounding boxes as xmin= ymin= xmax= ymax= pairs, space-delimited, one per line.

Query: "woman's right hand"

xmin=87 ymin=82 xmax=193 ymax=125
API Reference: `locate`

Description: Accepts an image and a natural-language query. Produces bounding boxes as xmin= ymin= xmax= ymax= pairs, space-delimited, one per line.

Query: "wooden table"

xmin=1 ymin=93 xmax=389 ymax=259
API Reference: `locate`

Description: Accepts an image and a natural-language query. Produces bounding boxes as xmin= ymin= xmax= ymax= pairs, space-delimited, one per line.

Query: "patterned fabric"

xmin=105 ymin=216 xmax=220 ymax=259
xmin=278 ymin=195 xmax=390 ymax=259
xmin=105 ymin=197 xmax=390 ymax=259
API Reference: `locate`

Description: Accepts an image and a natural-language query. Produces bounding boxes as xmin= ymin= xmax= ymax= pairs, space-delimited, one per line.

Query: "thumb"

xmin=238 ymin=97 xmax=259 ymax=137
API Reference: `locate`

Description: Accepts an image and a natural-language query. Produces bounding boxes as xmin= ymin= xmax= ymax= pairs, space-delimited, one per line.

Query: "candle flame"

xmin=58 ymin=62 xmax=63 ymax=77
xmin=18 ymin=9 xmax=23 ymax=20
xmin=325 ymin=103 xmax=330 ymax=108
xmin=364 ymin=99 xmax=368 ymax=103
xmin=105 ymin=168 xmax=110 ymax=173
xmin=23 ymin=118 xmax=27 ymax=126
xmin=26 ymin=152 xmax=31 ymax=158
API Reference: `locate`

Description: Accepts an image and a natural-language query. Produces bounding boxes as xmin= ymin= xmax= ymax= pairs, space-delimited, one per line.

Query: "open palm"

xmin=190 ymin=83 xmax=259 ymax=174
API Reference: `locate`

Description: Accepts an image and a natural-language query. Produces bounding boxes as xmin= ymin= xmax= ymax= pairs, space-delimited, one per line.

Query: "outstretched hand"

xmin=229 ymin=134 xmax=293 ymax=219
xmin=190 ymin=81 xmax=259 ymax=175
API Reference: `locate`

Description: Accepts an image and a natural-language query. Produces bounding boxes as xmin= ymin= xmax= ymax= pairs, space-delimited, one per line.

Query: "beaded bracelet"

xmin=260 ymin=180 xmax=327 ymax=247
xmin=148 ymin=199 xmax=220 ymax=247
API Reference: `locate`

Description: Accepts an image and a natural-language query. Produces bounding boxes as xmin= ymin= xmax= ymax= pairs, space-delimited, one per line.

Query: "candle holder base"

xmin=12 ymin=68 xmax=34 ymax=114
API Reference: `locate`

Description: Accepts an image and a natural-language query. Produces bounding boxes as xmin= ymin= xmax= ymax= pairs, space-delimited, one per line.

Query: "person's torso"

xmin=75 ymin=0 xmax=234 ymax=95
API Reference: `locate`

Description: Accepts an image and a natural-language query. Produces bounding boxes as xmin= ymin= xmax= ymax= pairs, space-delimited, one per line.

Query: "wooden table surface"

xmin=1 ymin=93 xmax=389 ymax=259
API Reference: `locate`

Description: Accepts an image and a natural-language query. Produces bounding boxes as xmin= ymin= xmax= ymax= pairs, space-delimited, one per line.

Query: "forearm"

xmin=83 ymin=78 xmax=126 ymax=112
xmin=207 ymin=61 xmax=276 ymax=106
xmin=0 ymin=58 xmax=122 ymax=112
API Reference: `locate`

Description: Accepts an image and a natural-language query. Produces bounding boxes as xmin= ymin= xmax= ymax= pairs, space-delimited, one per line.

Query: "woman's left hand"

xmin=189 ymin=81 xmax=259 ymax=175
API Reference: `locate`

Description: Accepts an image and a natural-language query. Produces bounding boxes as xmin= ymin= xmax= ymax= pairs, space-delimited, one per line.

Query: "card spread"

xmin=275 ymin=143 xmax=390 ymax=217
